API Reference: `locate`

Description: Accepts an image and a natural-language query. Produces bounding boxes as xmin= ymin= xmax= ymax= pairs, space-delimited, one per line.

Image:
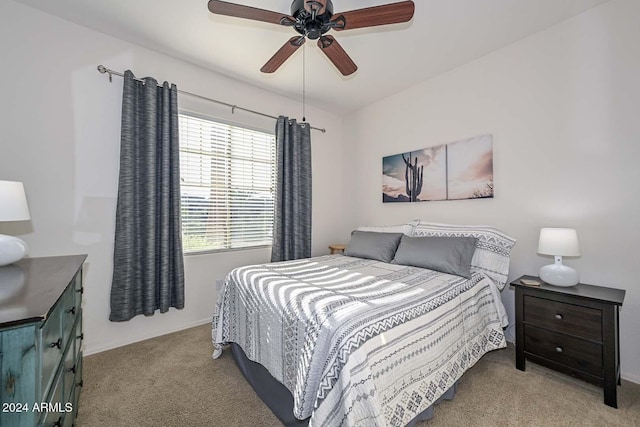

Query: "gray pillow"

xmin=392 ymin=235 xmax=478 ymax=278
xmin=344 ymin=231 xmax=403 ymax=263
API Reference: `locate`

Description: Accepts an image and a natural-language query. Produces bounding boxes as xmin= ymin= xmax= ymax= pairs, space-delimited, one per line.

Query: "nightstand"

xmin=512 ymin=275 xmax=625 ymax=408
xmin=328 ymin=244 xmax=346 ymax=254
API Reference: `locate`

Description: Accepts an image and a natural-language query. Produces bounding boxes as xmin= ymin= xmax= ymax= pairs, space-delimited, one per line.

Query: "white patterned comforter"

xmin=212 ymin=255 xmax=508 ymax=427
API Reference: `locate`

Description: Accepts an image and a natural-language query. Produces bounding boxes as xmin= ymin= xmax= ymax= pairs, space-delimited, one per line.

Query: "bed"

xmin=212 ymin=222 xmax=516 ymax=427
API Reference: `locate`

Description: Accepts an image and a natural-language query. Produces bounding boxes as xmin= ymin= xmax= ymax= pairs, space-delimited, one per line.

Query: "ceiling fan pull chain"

xmin=302 ymin=42 xmax=306 ymax=122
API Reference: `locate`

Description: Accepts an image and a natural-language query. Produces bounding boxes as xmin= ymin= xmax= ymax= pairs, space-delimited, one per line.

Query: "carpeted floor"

xmin=76 ymin=324 xmax=640 ymax=426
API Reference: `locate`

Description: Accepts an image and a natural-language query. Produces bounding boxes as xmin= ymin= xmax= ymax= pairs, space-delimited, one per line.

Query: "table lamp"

xmin=538 ymin=228 xmax=580 ymax=287
xmin=0 ymin=180 xmax=31 ymax=267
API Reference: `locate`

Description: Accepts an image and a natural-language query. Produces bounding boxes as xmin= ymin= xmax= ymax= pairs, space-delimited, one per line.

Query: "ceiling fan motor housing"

xmin=291 ymin=0 xmax=334 ymax=39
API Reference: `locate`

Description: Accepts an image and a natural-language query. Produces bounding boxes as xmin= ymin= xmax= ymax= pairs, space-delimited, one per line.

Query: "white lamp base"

xmin=0 ymin=234 xmax=29 ymax=267
xmin=539 ymin=256 xmax=579 ymax=287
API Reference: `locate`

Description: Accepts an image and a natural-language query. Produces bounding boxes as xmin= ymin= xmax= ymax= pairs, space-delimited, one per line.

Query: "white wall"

xmin=3 ymin=0 xmax=638 ymax=384
xmin=342 ymin=0 xmax=640 ymax=382
xmin=0 ymin=1 xmax=347 ymax=355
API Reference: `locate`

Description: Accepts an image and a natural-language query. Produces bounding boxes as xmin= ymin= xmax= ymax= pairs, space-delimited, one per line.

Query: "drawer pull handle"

xmin=554 ymin=314 xmax=563 ymax=320
xmin=77 ymin=333 xmax=84 ymax=340
xmin=555 ymin=346 xmax=563 ymax=353
xmin=50 ymin=338 xmax=62 ymax=349
xmin=76 ymin=380 xmax=84 ymax=388
xmin=67 ymin=364 xmax=76 ymax=374
xmin=76 ymin=287 xmax=84 ymax=294
xmin=67 ymin=306 xmax=76 ymax=315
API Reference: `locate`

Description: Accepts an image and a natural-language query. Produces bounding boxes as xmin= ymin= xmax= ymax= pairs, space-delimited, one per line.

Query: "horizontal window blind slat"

xmin=179 ymin=112 xmax=276 ymax=253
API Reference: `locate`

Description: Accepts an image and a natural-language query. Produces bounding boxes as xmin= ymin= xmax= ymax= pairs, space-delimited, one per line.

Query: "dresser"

xmin=0 ymin=255 xmax=86 ymax=426
xmin=512 ymin=275 xmax=625 ymax=408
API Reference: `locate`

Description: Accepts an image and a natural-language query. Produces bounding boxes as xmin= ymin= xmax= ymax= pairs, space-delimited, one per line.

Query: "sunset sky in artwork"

xmin=382 ymin=134 xmax=493 ymax=202
xmin=382 ymin=146 xmax=447 ymax=200
xmin=447 ymin=135 xmax=493 ymax=199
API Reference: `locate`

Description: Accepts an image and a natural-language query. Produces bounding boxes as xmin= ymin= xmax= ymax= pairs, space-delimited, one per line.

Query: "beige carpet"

xmin=76 ymin=325 xmax=640 ymax=426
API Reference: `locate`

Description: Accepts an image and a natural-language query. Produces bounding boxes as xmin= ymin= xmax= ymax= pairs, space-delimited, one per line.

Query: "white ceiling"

xmin=15 ymin=0 xmax=608 ymax=114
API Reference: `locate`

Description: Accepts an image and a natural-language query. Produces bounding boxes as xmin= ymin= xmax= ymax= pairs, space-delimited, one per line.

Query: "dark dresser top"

xmin=511 ymin=274 xmax=625 ymax=306
xmin=0 ymin=255 xmax=87 ymax=328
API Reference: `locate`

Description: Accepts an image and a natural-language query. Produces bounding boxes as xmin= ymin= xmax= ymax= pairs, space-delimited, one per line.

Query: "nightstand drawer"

xmin=524 ymin=324 xmax=602 ymax=377
xmin=524 ymin=295 xmax=602 ymax=341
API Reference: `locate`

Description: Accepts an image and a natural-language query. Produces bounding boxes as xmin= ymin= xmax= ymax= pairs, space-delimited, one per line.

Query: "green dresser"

xmin=0 ymin=255 xmax=86 ymax=427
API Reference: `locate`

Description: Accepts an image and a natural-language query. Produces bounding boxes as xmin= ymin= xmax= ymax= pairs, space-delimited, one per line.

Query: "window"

xmin=179 ymin=113 xmax=276 ymax=253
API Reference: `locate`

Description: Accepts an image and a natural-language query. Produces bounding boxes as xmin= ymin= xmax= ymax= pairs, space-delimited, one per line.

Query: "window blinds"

xmin=179 ymin=113 xmax=276 ymax=253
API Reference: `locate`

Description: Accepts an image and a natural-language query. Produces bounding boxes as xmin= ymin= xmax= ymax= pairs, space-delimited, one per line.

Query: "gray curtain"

xmin=271 ymin=116 xmax=312 ymax=262
xmin=110 ymin=70 xmax=185 ymax=322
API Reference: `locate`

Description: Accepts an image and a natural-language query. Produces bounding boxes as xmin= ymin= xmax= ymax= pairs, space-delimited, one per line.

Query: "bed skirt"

xmin=230 ymin=343 xmax=458 ymax=427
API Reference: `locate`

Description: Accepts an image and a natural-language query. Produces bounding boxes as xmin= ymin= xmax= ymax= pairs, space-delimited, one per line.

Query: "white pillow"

xmin=413 ymin=221 xmax=516 ymax=290
xmin=357 ymin=220 xmax=418 ymax=236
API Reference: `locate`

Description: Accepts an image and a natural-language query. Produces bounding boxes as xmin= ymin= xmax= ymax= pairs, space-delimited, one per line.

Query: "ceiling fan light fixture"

xmin=295 ymin=0 xmax=333 ymax=18
xmin=207 ymin=0 xmax=415 ymax=75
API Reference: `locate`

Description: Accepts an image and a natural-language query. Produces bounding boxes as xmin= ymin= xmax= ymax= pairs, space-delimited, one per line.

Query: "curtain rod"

xmin=96 ymin=65 xmax=326 ymax=133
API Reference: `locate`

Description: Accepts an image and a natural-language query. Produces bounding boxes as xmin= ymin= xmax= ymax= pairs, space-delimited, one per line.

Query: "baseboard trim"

xmin=83 ymin=317 xmax=212 ymax=356
xmin=621 ymin=372 xmax=640 ymax=385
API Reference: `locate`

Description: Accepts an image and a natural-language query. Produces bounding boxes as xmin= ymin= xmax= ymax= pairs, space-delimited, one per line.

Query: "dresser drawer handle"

xmin=50 ymin=338 xmax=62 ymax=349
xmin=67 ymin=364 xmax=76 ymax=374
xmin=66 ymin=306 xmax=76 ymax=315
xmin=554 ymin=314 xmax=563 ymax=320
xmin=555 ymin=346 xmax=563 ymax=353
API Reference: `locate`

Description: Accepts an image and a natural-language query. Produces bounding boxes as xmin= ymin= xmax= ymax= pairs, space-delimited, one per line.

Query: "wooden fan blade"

xmin=332 ymin=1 xmax=415 ymax=31
xmin=317 ymin=36 xmax=357 ymax=76
xmin=261 ymin=37 xmax=306 ymax=73
xmin=208 ymin=0 xmax=293 ymax=25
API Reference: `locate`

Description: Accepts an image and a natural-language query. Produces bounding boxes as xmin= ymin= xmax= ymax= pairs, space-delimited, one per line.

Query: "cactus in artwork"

xmin=402 ymin=153 xmax=424 ymax=202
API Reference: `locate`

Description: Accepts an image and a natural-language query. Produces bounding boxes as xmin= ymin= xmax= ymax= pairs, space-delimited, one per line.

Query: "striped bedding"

xmin=212 ymin=255 xmax=508 ymax=427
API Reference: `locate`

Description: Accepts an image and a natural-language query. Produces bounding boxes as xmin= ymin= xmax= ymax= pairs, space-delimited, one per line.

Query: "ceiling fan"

xmin=208 ymin=0 xmax=415 ymax=76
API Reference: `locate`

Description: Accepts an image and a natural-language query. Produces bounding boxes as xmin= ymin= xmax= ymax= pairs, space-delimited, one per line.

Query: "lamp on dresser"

xmin=537 ymin=227 xmax=580 ymax=287
xmin=0 ymin=180 xmax=31 ymax=267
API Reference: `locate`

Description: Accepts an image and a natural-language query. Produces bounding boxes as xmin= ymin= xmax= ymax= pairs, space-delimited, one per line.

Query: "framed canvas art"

xmin=382 ymin=134 xmax=493 ymax=203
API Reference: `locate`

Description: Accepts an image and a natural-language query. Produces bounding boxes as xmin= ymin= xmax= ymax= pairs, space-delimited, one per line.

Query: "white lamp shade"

xmin=538 ymin=228 xmax=580 ymax=257
xmin=0 ymin=181 xmax=31 ymax=221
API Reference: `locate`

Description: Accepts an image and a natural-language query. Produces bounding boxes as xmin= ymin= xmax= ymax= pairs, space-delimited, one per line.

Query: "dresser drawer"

xmin=63 ymin=333 xmax=77 ymax=404
xmin=61 ymin=285 xmax=79 ymax=344
xmin=524 ymin=295 xmax=602 ymax=341
xmin=74 ymin=309 xmax=83 ymax=356
xmin=524 ymin=324 xmax=602 ymax=377
xmin=39 ymin=295 xmax=66 ymax=399
xmin=73 ymin=355 xmax=83 ymax=405
xmin=72 ymin=272 xmax=83 ymax=309
xmin=38 ymin=367 xmax=64 ymax=427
